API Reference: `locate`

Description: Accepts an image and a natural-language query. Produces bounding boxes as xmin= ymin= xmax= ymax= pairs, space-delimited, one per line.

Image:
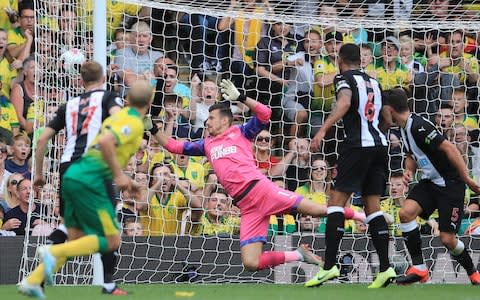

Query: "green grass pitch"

xmin=1 ymin=284 xmax=479 ymax=300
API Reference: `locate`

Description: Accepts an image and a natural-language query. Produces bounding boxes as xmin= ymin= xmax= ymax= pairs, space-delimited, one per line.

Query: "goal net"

xmin=21 ymin=0 xmax=480 ymax=285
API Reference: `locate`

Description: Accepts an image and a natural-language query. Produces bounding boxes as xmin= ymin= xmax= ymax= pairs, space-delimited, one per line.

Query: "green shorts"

xmin=61 ymin=162 xmax=120 ymax=237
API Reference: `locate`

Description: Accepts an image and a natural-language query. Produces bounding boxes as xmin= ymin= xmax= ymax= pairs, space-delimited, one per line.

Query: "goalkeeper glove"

xmin=220 ymin=79 xmax=246 ymax=103
xmin=143 ymin=114 xmax=159 ymax=135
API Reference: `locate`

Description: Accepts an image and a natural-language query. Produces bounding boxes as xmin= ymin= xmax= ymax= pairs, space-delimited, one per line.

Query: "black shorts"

xmin=334 ymin=146 xmax=387 ymax=196
xmin=408 ymin=179 xmax=465 ymax=233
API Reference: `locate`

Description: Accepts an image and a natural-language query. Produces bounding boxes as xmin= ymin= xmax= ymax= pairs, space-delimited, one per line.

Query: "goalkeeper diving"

xmin=147 ymin=79 xmax=365 ymax=271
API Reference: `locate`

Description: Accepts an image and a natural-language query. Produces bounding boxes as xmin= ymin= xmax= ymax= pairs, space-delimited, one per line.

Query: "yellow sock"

xmin=26 ymin=257 xmax=67 ymax=285
xmin=50 ymin=235 xmax=100 ymax=258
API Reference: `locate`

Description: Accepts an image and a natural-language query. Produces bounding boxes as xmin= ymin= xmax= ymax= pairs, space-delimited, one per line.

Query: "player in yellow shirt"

xmin=140 ymin=162 xmax=202 ymax=236
xmin=365 ymin=36 xmax=411 ymax=90
xmin=18 ymin=80 xmax=153 ymax=298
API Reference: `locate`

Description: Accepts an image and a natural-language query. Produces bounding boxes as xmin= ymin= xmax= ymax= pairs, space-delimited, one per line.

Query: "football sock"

xmin=451 ymin=240 xmax=476 ymax=276
xmin=367 ymin=212 xmax=390 ymax=272
xmin=102 ymin=251 xmax=117 ymax=285
xmin=323 ymin=207 xmax=345 ymax=270
xmin=50 ymin=235 xmax=102 ymax=258
xmin=343 ymin=207 xmax=366 ymax=222
xmin=257 ymin=251 xmax=286 ymax=270
xmin=400 ymin=221 xmax=424 ymax=265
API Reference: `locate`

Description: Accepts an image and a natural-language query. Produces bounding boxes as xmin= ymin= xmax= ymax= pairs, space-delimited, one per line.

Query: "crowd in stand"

xmin=0 ymin=0 xmax=479 ymax=239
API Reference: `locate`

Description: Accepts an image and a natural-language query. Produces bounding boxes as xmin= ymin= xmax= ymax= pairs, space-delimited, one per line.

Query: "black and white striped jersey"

xmin=48 ymin=89 xmax=123 ymax=163
xmin=334 ymin=69 xmax=387 ymax=148
xmin=400 ymin=113 xmax=460 ymax=186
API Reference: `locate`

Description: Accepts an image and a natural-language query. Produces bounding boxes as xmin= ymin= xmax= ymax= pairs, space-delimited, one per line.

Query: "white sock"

xmin=103 ymin=282 xmax=115 ymax=291
xmin=413 ymin=264 xmax=427 ymax=271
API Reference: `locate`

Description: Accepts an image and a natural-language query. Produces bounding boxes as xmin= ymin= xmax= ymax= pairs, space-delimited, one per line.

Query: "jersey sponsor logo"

xmin=210 ymin=144 xmax=237 ymax=161
xmin=418 ymin=158 xmax=429 ymax=168
xmin=425 ymin=131 xmax=438 ymax=144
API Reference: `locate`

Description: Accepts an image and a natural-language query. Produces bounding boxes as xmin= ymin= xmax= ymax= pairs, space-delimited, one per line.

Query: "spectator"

xmin=186 ymin=75 xmax=247 ymax=139
xmin=118 ymin=171 xmax=148 ymax=225
xmin=449 ymin=86 xmax=478 ymax=130
xmin=5 ymin=134 xmax=30 ymax=179
xmin=2 ymin=179 xmax=44 ymax=235
xmin=399 ymin=35 xmax=426 ymax=74
xmin=11 ymin=57 xmax=44 ymax=134
xmin=0 ymin=172 xmax=23 ymax=214
xmin=0 ymin=28 xmax=18 ymax=97
xmin=285 ymin=138 xmax=311 ymax=191
xmin=430 ymin=30 xmax=478 ymax=87
xmin=7 ymin=1 xmax=34 ymax=62
xmin=253 ymin=129 xmax=280 ymax=175
xmin=380 ymin=172 xmax=408 ymax=237
xmin=283 ymin=28 xmax=322 ymax=138
xmin=161 ymin=94 xmax=193 ymax=139
xmin=217 ymin=0 xmax=270 ymax=94
xmin=341 ymin=7 xmax=368 ymax=45
xmin=122 ymin=219 xmax=144 ymax=237
xmin=0 ymin=0 xmax=17 ymax=32
xmin=360 ymin=43 xmax=374 ymax=70
xmin=366 ymin=36 xmax=411 ymax=90
xmin=197 ymin=188 xmax=240 ymax=236
xmin=153 ymin=57 xmax=191 ymax=100
xmin=170 ymin=151 xmax=206 ymax=190
xmin=114 ymin=21 xmax=163 ymax=96
xmin=0 ymin=142 xmax=8 ymax=198
xmin=139 ymin=163 xmax=202 ymax=235
xmin=0 ymin=80 xmax=19 ymax=138
xmin=298 ymin=214 xmax=322 ymax=233
xmin=434 ymin=103 xmax=455 ymax=135
xmin=312 ymin=31 xmax=343 ymax=124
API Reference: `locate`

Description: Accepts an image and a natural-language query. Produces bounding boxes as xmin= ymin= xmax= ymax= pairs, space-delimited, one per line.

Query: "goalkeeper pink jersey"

xmin=164 ymin=103 xmax=272 ymax=198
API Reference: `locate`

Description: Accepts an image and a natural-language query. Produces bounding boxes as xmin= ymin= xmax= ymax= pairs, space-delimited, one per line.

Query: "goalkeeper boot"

xmin=102 ymin=285 xmax=129 ymax=296
xmin=18 ymin=279 xmax=46 ymax=299
xmin=396 ymin=265 xmax=429 ymax=284
xmin=368 ymin=267 xmax=396 ymax=288
xmin=469 ymin=271 xmax=480 ymax=285
xmin=297 ymin=244 xmax=324 ymax=266
xmin=38 ymin=245 xmax=56 ymax=285
xmin=304 ymin=266 xmax=340 ymax=287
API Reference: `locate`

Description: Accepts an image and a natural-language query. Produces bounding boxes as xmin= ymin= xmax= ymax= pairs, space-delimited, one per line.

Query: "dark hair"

xmin=211 ymin=188 xmax=228 ymax=198
xmin=439 ymin=103 xmax=454 ymax=111
xmin=148 ymin=162 xmax=174 ymax=188
xmin=208 ymin=103 xmax=233 ymax=125
xmin=390 ymin=171 xmax=404 ymax=179
xmin=383 ymin=88 xmax=409 ymax=113
xmin=453 ymin=86 xmax=466 ymax=95
xmin=19 ymin=1 xmax=34 ymax=15
xmin=339 ymin=44 xmax=361 ymax=65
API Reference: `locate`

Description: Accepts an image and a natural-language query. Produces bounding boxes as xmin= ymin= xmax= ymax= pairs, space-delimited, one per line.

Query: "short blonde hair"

xmin=127 ymin=80 xmax=153 ymax=109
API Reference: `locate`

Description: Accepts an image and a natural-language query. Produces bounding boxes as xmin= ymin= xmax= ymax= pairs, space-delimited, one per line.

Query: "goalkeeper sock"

xmin=27 ymin=257 xmax=67 ymax=285
xmin=367 ymin=211 xmax=390 ymax=272
xmin=102 ymin=251 xmax=117 ymax=285
xmin=257 ymin=251 xmax=286 ymax=270
xmin=323 ymin=207 xmax=345 ymax=270
xmin=451 ymin=240 xmax=476 ymax=276
xmin=400 ymin=221 xmax=424 ymax=265
xmin=50 ymin=235 xmax=104 ymax=258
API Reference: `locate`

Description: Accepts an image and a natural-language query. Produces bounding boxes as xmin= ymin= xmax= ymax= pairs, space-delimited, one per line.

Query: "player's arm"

xmin=145 ymin=116 xmax=206 ymax=156
xmin=219 ymin=79 xmax=272 ymax=139
xmin=312 ymin=79 xmax=351 ymax=152
xmin=439 ymin=139 xmax=480 ymax=193
xmin=403 ymin=154 xmax=417 ymax=185
xmin=34 ymin=104 xmax=66 ymax=187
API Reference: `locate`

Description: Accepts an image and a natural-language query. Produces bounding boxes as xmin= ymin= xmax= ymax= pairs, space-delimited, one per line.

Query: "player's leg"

xmin=396 ymin=181 xmax=433 ymax=284
xmin=436 ymin=182 xmax=480 ymax=284
xmin=363 ymin=195 xmax=396 ymax=288
xmin=296 ymin=197 xmax=365 ymax=222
